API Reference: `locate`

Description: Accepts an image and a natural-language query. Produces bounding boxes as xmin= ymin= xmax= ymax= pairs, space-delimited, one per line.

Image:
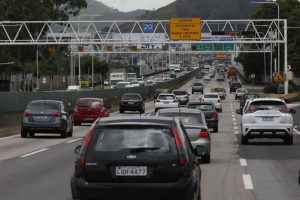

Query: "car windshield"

xmin=122 ymin=94 xmax=140 ymax=100
xmin=158 ymin=95 xmax=175 ymax=100
xmin=27 ymin=102 xmax=60 ymax=112
xmin=78 ymin=99 xmax=103 ymax=108
xmin=157 ymin=112 xmax=203 ymax=125
xmin=187 ymin=104 xmax=214 ymax=111
xmin=173 ymin=91 xmax=187 ymax=95
xmin=92 ymin=127 xmax=171 ymax=152
xmin=248 ymin=101 xmax=287 ymax=111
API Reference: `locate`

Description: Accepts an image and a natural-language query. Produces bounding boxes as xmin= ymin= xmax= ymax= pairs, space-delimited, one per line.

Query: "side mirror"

xmin=290 ymin=108 xmax=296 ymax=114
xmin=236 ymin=109 xmax=241 ymax=115
xmin=75 ymin=145 xmax=81 ymax=155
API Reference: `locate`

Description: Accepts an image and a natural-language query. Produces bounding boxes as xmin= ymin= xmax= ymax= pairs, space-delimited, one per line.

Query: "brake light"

xmin=173 ymin=99 xmax=178 ymax=103
xmin=245 ymin=109 xmax=255 ymax=114
xmin=280 ymin=105 xmax=289 ymax=113
xmin=75 ymin=123 xmax=96 ymax=166
xmin=155 ymin=99 xmax=160 ymax=103
xmin=23 ymin=111 xmax=32 ymax=117
xmin=211 ymin=112 xmax=218 ymax=118
xmin=51 ymin=112 xmax=62 ymax=117
xmin=199 ymin=129 xmax=209 ymax=137
xmin=172 ymin=127 xmax=187 ymax=166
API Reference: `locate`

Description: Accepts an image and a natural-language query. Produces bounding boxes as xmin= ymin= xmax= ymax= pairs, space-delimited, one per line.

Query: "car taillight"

xmin=172 ymin=127 xmax=187 ymax=166
xmin=173 ymin=99 xmax=178 ymax=103
xmin=280 ymin=106 xmax=289 ymax=113
xmin=155 ymin=99 xmax=160 ymax=103
xmin=75 ymin=123 xmax=96 ymax=166
xmin=245 ymin=109 xmax=255 ymax=114
xmin=51 ymin=112 xmax=62 ymax=117
xmin=199 ymin=129 xmax=209 ymax=137
xmin=211 ymin=112 xmax=218 ymax=118
xmin=23 ymin=111 xmax=32 ymax=117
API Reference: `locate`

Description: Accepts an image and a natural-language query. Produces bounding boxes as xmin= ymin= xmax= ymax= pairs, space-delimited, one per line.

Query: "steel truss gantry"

xmin=0 ymin=19 xmax=289 ymax=94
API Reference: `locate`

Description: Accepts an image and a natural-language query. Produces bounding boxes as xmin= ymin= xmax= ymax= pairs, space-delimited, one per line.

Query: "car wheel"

xmin=192 ymin=91 xmax=194 ymax=94
xmin=203 ymin=154 xmax=211 ymax=163
xmin=119 ymin=108 xmax=124 ymax=113
xmin=140 ymin=109 xmax=145 ymax=114
xmin=61 ymin=129 xmax=68 ymax=138
xmin=219 ymin=108 xmax=222 ymax=112
xmin=21 ymin=130 xmax=28 ymax=138
xmin=241 ymin=135 xmax=248 ymax=145
xmin=74 ymin=122 xmax=81 ymax=126
xmin=185 ymin=183 xmax=201 ymax=200
xmin=213 ymin=126 xmax=218 ymax=133
xmin=67 ymin=125 xmax=73 ymax=137
xmin=29 ymin=132 xmax=35 ymax=137
xmin=155 ymin=108 xmax=158 ymax=113
xmin=284 ymin=136 xmax=293 ymax=145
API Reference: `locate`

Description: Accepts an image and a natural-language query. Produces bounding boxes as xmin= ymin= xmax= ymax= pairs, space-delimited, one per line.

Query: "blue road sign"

xmin=144 ymin=23 xmax=154 ymax=33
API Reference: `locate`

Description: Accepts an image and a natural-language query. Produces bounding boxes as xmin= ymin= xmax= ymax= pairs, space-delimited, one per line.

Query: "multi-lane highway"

xmin=0 ymin=76 xmax=300 ymax=200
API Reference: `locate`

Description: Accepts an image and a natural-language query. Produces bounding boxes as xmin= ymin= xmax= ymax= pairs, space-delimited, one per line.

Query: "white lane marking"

xmin=234 ymin=137 xmax=238 ymax=142
xmin=235 ymin=131 xmax=239 ymax=135
xmin=293 ymin=128 xmax=300 ymax=135
xmin=20 ymin=148 xmax=49 ymax=158
xmin=233 ymin=118 xmax=236 ymax=122
xmin=232 ymin=114 xmax=235 ymax=117
xmin=0 ymin=134 xmax=18 ymax=140
xmin=240 ymin=159 xmax=247 ymax=167
xmin=233 ymin=122 xmax=237 ymax=126
xmin=66 ymin=138 xmax=83 ymax=144
xmin=243 ymin=174 xmax=254 ymax=190
xmin=234 ymin=126 xmax=239 ymax=130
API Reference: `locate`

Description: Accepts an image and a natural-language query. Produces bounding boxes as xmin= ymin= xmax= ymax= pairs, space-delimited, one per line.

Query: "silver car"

xmin=156 ymin=108 xmax=211 ymax=163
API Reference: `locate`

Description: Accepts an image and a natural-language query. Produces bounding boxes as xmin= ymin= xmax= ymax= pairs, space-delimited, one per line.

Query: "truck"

xmin=110 ymin=72 xmax=126 ymax=89
xmin=126 ymin=73 xmax=137 ymax=82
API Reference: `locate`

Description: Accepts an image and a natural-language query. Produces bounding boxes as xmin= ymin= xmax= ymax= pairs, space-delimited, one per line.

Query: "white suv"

xmin=238 ymin=98 xmax=295 ymax=145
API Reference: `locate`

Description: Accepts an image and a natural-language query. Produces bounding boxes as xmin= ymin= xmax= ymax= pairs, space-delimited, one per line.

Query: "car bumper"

xmin=71 ymin=177 xmax=195 ymax=200
xmin=155 ymin=103 xmax=179 ymax=109
xmin=73 ymin=113 xmax=106 ymax=123
xmin=242 ymin=123 xmax=293 ymax=138
xmin=21 ymin=123 xmax=64 ymax=133
xmin=120 ymin=104 xmax=143 ymax=111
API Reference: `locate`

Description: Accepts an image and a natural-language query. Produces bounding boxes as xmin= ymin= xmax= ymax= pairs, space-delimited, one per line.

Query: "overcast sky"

xmin=97 ymin=0 xmax=176 ymax=12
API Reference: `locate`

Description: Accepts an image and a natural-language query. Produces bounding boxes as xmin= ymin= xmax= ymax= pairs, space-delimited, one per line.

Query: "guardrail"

xmin=0 ymin=71 xmax=195 ymax=114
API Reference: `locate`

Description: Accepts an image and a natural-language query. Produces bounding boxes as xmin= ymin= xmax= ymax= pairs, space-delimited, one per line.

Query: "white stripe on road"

xmin=243 ymin=174 xmax=254 ymax=190
xmin=234 ymin=126 xmax=239 ymax=130
xmin=233 ymin=122 xmax=237 ymax=126
xmin=240 ymin=159 xmax=247 ymax=167
xmin=234 ymin=131 xmax=239 ymax=135
xmin=66 ymin=138 xmax=83 ymax=144
xmin=0 ymin=134 xmax=18 ymax=140
xmin=20 ymin=148 xmax=49 ymax=158
xmin=233 ymin=118 xmax=236 ymax=122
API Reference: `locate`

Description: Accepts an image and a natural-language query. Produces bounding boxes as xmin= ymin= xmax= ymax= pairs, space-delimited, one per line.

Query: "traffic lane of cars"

xmin=231 ymin=95 xmax=300 ymax=200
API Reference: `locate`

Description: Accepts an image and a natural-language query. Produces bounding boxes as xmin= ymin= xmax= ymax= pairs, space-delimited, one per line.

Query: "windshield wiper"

xmin=129 ymin=147 xmax=160 ymax=153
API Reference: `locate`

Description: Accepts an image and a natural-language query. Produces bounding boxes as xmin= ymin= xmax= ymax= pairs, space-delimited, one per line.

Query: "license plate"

xmin=263 ymin=117 xmax=273 ymax=122
xmin=36 ymin=116 xmax=48 ymax=120
xmin=115 ymin=166 xmax=147 ymax=176
xmin=128 ymin=102 xmax=134 ymax=104
xmin=163 ymin=102 xmax=170 ymax=104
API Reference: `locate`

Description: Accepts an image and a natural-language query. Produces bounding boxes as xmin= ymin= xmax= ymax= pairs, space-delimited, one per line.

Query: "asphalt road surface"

xmin=0 ymin=75 xmax=299 ymax=200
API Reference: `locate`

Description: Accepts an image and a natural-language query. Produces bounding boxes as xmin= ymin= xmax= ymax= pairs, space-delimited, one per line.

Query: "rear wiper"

xmin=129 ymin=147 xmax=160 ymax=153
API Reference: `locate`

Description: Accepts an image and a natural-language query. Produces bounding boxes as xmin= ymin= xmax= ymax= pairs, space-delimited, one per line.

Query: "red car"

xmin=73 ymin=98 xmax=109 ymax=126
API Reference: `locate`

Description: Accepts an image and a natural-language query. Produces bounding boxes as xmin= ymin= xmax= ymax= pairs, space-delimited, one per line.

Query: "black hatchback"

xmin=71 ymin=116 xmax=201 ymax=200
xmin=119 ymin=93 xmax=145 ymax=113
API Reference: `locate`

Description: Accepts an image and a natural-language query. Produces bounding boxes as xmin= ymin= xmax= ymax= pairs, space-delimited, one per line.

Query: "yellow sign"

xmin=215 ymin=54 xmax=228 ymax=59
xmin=170 ymin=18 xmax=201 ymax=41
xmin=48 ymin=46 xmax=56 ymax=53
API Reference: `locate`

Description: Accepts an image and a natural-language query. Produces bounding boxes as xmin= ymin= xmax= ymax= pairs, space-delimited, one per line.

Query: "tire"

xmin=21 ymin=130 xmax=28 ymax=138
xmin=241 ymin=134 xmax=248 ymax=145
xmin=192 ymin=91 xmax=194 ymax=94
xmin=74 ymin=122 xmax=81 ymax=126
xmin=140 ymin=109 xmax=145 ymax=114
xmin=203 ymin=155 xmax=211 ymax=163
xmin=185 ymin=184 xmax=201 ymax=200
xmin=155 ymin=108 xmax=158 ymax=113
xmin=119 ymin=108 xmax=124 ymax=113
xmin=29 ymin=132 xmax=35 ymax=137
xmin=67 ymin=125 xmax=73 ymax=137
xmin=61 ymin=129 xmax=68 ymax=138
xmin=213 ymin=126 xmax=218 ymax=133
xmin=219 ymin=108 xmax=222 ymax=112
xmin=284 ymin=136 xmax=293 ymax=145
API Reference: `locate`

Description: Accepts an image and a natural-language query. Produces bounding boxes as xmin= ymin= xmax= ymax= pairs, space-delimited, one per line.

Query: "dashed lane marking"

xmin=233 ymin=118 xmax=236 ymax=122
xmin=234 ymin=131 xmax=239 ymax=135
xmin=293 ymin=128 xmax=300 ymax=135
xmin=234 ymin=126 xmax=239 ymax=130
xmin=66 ymin=138 xmax=83 ymax=144
xmin=243 ymin=174 xmax=254 ymax=190
xmin=233 ymin=122 xmax=237 ymax=126
xmin=20 ymin=148 xmax=49 ymax=158
xmin=240 ymin=159 xmax=247 ymax=167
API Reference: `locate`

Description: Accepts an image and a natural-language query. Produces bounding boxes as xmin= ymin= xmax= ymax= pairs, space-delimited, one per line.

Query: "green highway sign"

xmin=196 ymin=43 xmax=234 ymax=51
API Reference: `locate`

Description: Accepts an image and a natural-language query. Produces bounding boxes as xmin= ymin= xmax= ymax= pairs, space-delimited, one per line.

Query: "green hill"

xmin=140 ymin=0 xmax=256 ymax=20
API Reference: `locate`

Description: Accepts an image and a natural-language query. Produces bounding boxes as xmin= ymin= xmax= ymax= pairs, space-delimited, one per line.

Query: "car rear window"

xmin=91 ymin=126 xmax=172 ymax=152
xmin=78 ymin=99 xmax=103 ymax=108
xmin=213 ymin=88 xmax=225 ymax=92
xmin=122 ymin=94 xmax=140 ymax=100
xmin=193 ymin=83 xmax=203 ymax=86
xmin=187 ymin=104 xmax=214 ymax=111
xmin=204 ymin=94 xmax=218 ymax=98
xmin=27 ymin=102 xmax=60 ymax=112
xmin=173 ymin=91 xmax=187 ymax=95
xmin=158 ymin=95 xmax=175 ymax=100
xmin=231 ymin=82 xmax=241 ymax=87
xmin=237 ymin=88 xmax=246 ymax=93
xmin=157 ymin=113 xmax=203 ymax=125
xmin=249 ymin=100 xmax=287 ymax=111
